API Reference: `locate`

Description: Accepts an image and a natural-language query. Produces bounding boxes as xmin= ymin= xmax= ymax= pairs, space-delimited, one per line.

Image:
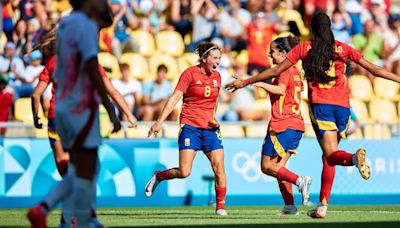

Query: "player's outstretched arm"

xmin=86 ymin=58 xmax=121 ymax=133
xmin=148 ymin=90 xmax=183 ymax=137
xmin=253 ymin=82 xmax=287 ymax=96
xmin=103 ymin=77 xmax=138 ymax=128
xmin=358 ymin=58 xmax=400 ymax=83
xmin=225 ymin=59 xmax=293 ymax=91
xmin=31 ymin=81 xmax=48 ymax=129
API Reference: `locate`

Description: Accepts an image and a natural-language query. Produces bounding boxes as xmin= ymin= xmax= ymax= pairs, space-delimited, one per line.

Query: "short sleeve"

xmin=39 ymin=56 xmax=56 ymax=84
xmin=142 ymin=81 xmax=153 ymax=97
xmin=346 ymin=43 xmax=364 ymax=63
xmin=175 ymin=69 xmax=192 ymax=93
xmin=286 ymin=42 xmax=306 ymax=64
xmin=78 ymin=18 xmax=99 ymax=62
xmin=276 ymin=70 xmax=291 ymax=87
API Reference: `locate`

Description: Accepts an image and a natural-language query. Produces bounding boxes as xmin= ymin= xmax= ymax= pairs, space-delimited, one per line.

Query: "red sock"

xmin=56 ymin=159 xmax=69 ymax=177
xmin=215 ymin=186 xmax=226 ymax=210
xmin=156 ymin=168 xmax=174 ymax=181
xmin=327 ymin=151 xmax=354 ymax=166
xmin=278 ymin=180 xmax=294 ymax=205
xmin=276 ymin=167 xmax=299 ymax=185
xmin=320 ymin=157 xmax=336 ymax=206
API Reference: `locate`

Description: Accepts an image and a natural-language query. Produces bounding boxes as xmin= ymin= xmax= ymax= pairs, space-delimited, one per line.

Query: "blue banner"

xmin=0 ymin=137 xmax=399 ymax=208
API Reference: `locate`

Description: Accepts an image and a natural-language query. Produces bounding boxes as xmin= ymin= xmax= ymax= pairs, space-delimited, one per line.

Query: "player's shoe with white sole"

xmin=216 ymin=209 xmax=228 ymax=216
xmin=298 ymin=176 xmax=312 ymax=205
xmin=144 ymin=173 xmax=160 ymax=197
xmin=307 ymin=205 xmax=327 ymax=218
xmin=355 ymin=149 xmax=370 ymax=180
xmin=280 ymin=205 xmax=299 ymax=215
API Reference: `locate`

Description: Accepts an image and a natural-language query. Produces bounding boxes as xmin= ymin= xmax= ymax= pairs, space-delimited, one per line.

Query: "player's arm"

xmin=102 ymin=76 xmax=137 ymax=128
xmin=148 ymin=90 xmax=183 ymax=137
xmin=31 ymin=81 xmax=48 ymax=128
xmin=357 ymin=58 xmax=400 ymax=83
xmin=85 ymin=58 xmax=121 ymax=133
xmin=253 ymin=82 xmax=286 ymax=96
xmin=225 ymin=59 xmax=293 ymax=91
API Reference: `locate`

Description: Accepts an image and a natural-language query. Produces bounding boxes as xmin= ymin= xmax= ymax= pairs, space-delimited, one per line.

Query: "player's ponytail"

xmin=196 ymin=42 xmax=221 ymax=63
xmin=302 ymin=12 xmax=335 ymax=84
xmin=273 ymin=36 xmax=300 ymax=53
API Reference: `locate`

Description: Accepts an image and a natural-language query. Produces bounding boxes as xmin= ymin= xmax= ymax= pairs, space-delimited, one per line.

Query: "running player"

xmin=225 ymin=12 xmax=400 ymax=218
xmin=254 ymin=36 xmax=311 ymax=215
xmin=28 ymin=0 xmax=121 ymax=227
xmin=145 ymin=42 xmax=228 ymax=216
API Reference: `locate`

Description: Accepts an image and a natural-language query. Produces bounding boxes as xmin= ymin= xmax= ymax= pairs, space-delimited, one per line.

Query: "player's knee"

xmin=212 ymin=163 xmax=225 ymax=177
xmin=179 ymin=168 xmax=191 ymax=178
xmin=261 ymin=163 xmax=273 ymax=175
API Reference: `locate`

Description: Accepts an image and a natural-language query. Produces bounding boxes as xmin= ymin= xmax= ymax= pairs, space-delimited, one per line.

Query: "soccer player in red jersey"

xmin=225 ymin=13 xmax=400 ymax=218
xmin=145 ymin=42 xmax=228 ymax=216
xmin=254 ymin=36 xmax=311 ymax=215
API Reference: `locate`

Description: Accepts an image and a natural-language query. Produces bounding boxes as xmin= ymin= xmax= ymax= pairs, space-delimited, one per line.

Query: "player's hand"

xmin=33 ymin=115 xmax=43 ymax=129
xmin=110 ymin=115 xmax=122 ymax=133
xmin=224 ymin=79 xmax=246 ymax=92
xmin=252 ymin=82 xmax=264 ymax=88
xmin=148 ymin=121 xmax=162 ymax=138
xmin=127 ymin=114 xmax=138 ymax=128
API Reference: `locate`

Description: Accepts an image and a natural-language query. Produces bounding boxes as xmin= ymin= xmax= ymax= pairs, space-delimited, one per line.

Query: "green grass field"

xmin=1 ymin=206 xmax=400 ymax=227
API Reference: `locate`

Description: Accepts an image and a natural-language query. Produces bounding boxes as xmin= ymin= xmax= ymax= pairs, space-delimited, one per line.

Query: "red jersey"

xmin=269 ymin=66 xmax=304 ymax=133
xmin=286 ymin=40 xmax=363 ymax=108
xmin=175 ymin=66 xmax=221 ymax=129
xmin=247 ymin=23 xmax=276 ymax=67
xmin=38 ymin=55 xmax=108 ymax=119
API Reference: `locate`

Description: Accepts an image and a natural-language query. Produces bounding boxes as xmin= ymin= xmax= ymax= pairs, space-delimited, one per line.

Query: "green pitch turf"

xmin=1 ymin=206 xmax=400 ymax=227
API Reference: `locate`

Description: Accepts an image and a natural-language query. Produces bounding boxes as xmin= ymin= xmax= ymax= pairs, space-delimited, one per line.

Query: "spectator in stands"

xmin=138 ymin=0 xmax=171 ymax=33
xmin=0 ymin=75 xmax=13 ymax=136
xmin=170 ymin=0 xmax=192 ymax=38
xmin=263 ymin=0 xmax=282 ymax=24
xmin=2 ymin=0 xmax=19 ymax=41
xmin=110 ymin=0 xmax=139 ymax=59
xmin=245 ymin=12 xmax=275 ymax=76
xmin=219 ymin=0 xmax=251 ymax=52
xmin=20 ymin=50 xmax=45 ymax=97
xmin=276 ymin=0 xmax=310 ymax=38
xmin=111 ymin=63 xmax=142 ymax=121
xmin=367 ymin=0 xmax=389 ymax=31
xmin=382 ymin=13 xmax=400 ymax=75
xmin=344 ymin=0 xmax=364 ymax=35
xmin=139 ymin=64 xmax=177 ymax=121
xmin=0 ymin=42 xmax=25 ymax=98
xmin=331 ymin=7 xmax=352 ymax=44
xmin=187 ymin=0 xmax=220 ymax=52
xmin=11 ymin=19 xmax=29 ymax=56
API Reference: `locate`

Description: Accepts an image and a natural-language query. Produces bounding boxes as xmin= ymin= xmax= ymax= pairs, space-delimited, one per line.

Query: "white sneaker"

xmin=307 ymin=205 xmax=327 ymax=218
xmin=280 ymin=205 xmax=299 ymax=215
xmin=144 ymin=173 xmax=160 ymax=197
xmin=298 ymin=176 xmax=312 ymax=205
xmin=215 ymin=209 xmax=228 ymax=216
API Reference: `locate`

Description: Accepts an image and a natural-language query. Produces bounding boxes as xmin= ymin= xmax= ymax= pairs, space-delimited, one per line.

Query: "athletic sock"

xmin=277 ymin=167 xmax=300 ymax=185
xmin=73 ymin=177 xmax=93 ymax=227
xmin=278 ymin=180 xmax=294 ymax=205
xmin=61 ymin=164 xmax=76 ymax=226
xmin=320 ymin=157 xmax=336 ymax=206
xmin=156 ymin=168 xmax=175 ymax=181
xmin=215 ymin=186 xmax=226 ymax=210
xmin=44 ymin=164 xmax=74 ymax=210
xmin=327 ymin=150 xmax=354 ymax=166
xmin=56 ymin=159 xmax=69 ymax=177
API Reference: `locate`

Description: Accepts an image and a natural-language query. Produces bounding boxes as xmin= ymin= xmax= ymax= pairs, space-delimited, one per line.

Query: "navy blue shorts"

xmin=262 ymin=129 xmax=303 ymax=157
xmin=47 ymin=118 xmax=59 ymax=146
xmin=178 ymin=124 xmax=223 ymax=153
xmin=309 ymin=104 xmax=350 ymax=139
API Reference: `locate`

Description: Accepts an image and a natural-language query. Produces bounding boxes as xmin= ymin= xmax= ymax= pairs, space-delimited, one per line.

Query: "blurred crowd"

xmin=0 ymin=0 xmax=399 ymax=136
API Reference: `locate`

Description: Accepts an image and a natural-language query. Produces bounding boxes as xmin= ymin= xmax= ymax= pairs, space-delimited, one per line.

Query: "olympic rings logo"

xmin=232 ymin=151 xmax=275 ymax=183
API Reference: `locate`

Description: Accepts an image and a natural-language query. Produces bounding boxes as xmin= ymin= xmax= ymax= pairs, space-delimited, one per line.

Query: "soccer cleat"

xmin=144 ymin=173 xmax=160 ymax=197
xmin=298 ymin=176 xmax=312 ymax=205
xmin=215 ymin=209 xmax=228 ymax=216
xmin=355 ymin=149 xmax=370 ymax=180
xmin=307 ymin=205 xmax=327 ymax=218
xmin=280 ymin=205 xmax=299 ymax=215
xmin=27 ymin=205 xmax=47 ymax=228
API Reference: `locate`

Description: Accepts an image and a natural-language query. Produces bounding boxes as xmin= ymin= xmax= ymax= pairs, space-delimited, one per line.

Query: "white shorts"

xmin=55 ymin=108 xmax=101 ymax=150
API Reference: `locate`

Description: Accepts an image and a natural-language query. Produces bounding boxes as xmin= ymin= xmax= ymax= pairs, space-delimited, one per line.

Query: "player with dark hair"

xmin=144 ymin=42 xmax=228 ymax=216
xmin=254 ymin=36 xmax=311 ymax=215
xmin=225 ymin=12 xmax=400 ymax=218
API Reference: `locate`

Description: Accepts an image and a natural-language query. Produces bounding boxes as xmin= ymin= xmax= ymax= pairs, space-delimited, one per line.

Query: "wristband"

xmin=244 ymin=79 xmax=251 ymax=86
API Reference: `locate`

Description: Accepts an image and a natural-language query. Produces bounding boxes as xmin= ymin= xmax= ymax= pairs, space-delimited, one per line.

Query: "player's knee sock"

xmin=156 ymin=168 xmax=176 ymax=181
xmin=61 ymin=164 xmax=76 ymax=226
xmin=215 ymin=186 xmax=226 ymax=210
xmin=278 ymin=179 xmax=294 ymax=206
xmin=327 ymin=151 xmax=354 ymax=166
xmin=320 ymin=157 xmax=336 ymax=206
xmin=277 ymin=167 xmax=300 ymax=186
xmin=44 ymin=164 xmax=74 ymax=212
xmin=73 ymin=177 xmax=93 ymax=227
xmin=56 ymin=159 xmax=69 ymax=177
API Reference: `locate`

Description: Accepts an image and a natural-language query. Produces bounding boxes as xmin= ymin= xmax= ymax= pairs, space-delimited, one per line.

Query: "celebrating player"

xmin=225 ymin=12 xmax=400 ymax=218
xmin=27 ymin=0 xmax=121 ymax=227
xmin=145 ymin=42 xmax=228 ymax=216
xmin=254 ymin=36 xmax=311 ymax=215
